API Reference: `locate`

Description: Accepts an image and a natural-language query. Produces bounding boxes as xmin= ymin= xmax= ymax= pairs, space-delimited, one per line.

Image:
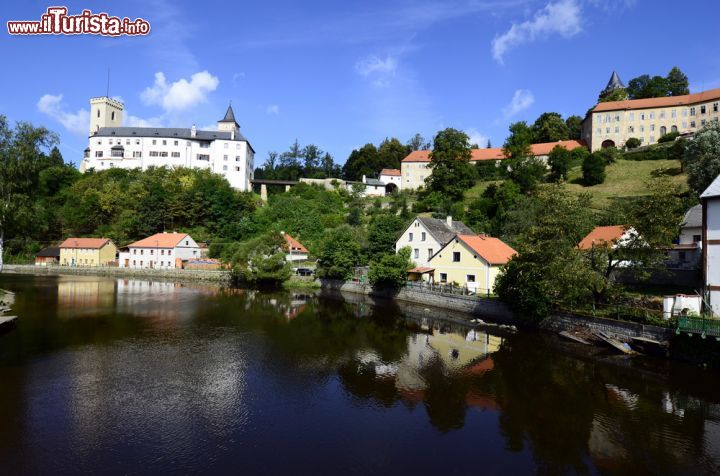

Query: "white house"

xmin=701 ymin=178 xmax=720 ymax=316
xmin=395 ymin=216 xmax=476 ymax=267
xmin=80 ymin=97 xmax=255 ymax=191
xmin=669 ymin=204 xmax=702 ymax=269
xmin=120 ymin=232 xmax=200 ymax=269
xmin=282 ymin=233 xmax=309 ymax=262
xmin=379 ymin=168 xmax=401 ymax=193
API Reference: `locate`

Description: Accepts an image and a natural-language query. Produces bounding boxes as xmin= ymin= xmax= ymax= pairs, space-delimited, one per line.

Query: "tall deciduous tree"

xmin=316 ymin=225 xmax=363 ymax=280
xmin=377 ymin=138 xmax=408 ymax=170
xmin=565 ymin=115 xmax=583 ymax=140
xmin=685 ymin=121 xmax=720 ymax=196
xmin=532 ymin=112 xmax=569 ymax=143
xmin=407 ymin=133 xmax=430 ymax=151
xmin=342 ymin=143 xmax=381 ymax=181
xmin=666 ymin=66 xmax=690 ymax=96
xmin=502 ymin=121 xmax=533 ymax=159
xmin=425 ymin=128 xmax=477 ymax=200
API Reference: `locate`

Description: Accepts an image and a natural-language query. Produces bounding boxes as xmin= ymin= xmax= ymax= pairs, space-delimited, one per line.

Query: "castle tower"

xmin=89 ymin=97 xmax=124 ymax=135
xmin=217 ymin=103 xmax=239 ymax=138
xmin=604 ymin=71 xmax=626 ymax=92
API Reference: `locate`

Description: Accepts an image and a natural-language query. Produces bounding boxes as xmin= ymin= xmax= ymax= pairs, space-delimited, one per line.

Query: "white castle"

xmin=80 ymin=97 xmax=255 ymax=191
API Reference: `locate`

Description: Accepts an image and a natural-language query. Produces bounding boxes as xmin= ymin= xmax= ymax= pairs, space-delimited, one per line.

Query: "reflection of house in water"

xmin=116 ymin=280 xmax=218 ymax=322
xmin=427 ymin=329 xmax=502 ymax=372
xmin=57 ymin=278 xmax=117 ymax=317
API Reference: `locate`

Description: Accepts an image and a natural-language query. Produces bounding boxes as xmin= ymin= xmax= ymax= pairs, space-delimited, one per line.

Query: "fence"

xmin=404 ymin=280 xmax=496 ymax=299
xmin=556 ymin=301 xmax=669 ymax=327
xmin=677 ymin=315 xmax=720 ymax=340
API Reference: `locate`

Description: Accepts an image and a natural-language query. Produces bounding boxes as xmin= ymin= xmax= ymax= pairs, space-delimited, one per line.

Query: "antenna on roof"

xmin=106 ymin=68 xmax=110 ymax=98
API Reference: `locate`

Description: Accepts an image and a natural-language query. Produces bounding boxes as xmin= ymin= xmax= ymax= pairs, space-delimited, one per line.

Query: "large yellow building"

xmin=410 ymin=234 xmax=516 ymax=294
xmin=584 ymin=86 xmax=720 ymax=151
xmin=59 ymin=237 xmax=117 ymax=267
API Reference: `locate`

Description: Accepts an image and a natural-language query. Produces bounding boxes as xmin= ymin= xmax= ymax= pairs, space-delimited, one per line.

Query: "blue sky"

xmin=2 ymin=0 xmax=720 ymax=167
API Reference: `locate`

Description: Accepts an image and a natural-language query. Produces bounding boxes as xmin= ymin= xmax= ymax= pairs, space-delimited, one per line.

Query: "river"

xmin=0 ymin=274 xmax=718 ymax=475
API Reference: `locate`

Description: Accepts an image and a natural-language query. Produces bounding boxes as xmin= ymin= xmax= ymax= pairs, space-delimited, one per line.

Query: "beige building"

xmin=400 ymin=140 xmax=584 ymax=190
xmin=59 ymin=237 xmax=117 ymax=267
xmin=584 ymin=88 xmax=720 ymax=151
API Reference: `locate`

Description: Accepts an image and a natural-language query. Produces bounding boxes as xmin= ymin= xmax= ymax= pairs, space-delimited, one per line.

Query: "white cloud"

xmin=466 ymin=128 xmax=489 ymax=148
xmin=502 ymin=89 xmax=535 ymax=118
xmin=491 ymin=0 xmax=582 ymax=64
xmin=354 ymin=55 xmax=397 ymax=77
xmin=266 ymin=104 xmax=280 ymax=115
xmin=141 ymin=71 xmax=220 ymax=113
xmin=125 ymin=114 xmax=163 ymax=127
xmin=586 ymin=0 xmax=636 ymax=11
xmin=37 ymin=94 xmax=90 ymax=135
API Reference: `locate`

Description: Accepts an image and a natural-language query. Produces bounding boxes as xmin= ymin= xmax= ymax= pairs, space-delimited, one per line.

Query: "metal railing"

xmin=557 ymin=301 xmax=668 ymax=327
xmin=405 ymin=280 xmax=496 ymax=299
xmin=677 ymin=315 xmax=720 ymax=339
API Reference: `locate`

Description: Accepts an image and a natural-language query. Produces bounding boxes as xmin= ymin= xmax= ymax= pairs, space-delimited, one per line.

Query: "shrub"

xmin=368 ymin=247 xmax=414 ymax=289
xmin=658 ymin=131 xmax=680 ymax=143
xmin=547 ymin=145 xmax=572 ymax=182
xmin=582 ymin=153 xmax=606 ymax=185
xmin=623 ymin=142 xmax=676 ymax=161
xmin=625 ymin=137 xmax=641 ymax=149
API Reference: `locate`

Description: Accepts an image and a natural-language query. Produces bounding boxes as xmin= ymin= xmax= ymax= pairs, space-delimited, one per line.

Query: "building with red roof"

xmin=282 ymin=232 xmax=309 ymax=262
xmin=577 ymin=225 xmax=636 ymax=250
xmin=59 ymin=237 xmax=117 ymax=267
xmin=120 ymin=232 xmax=200 ymax=269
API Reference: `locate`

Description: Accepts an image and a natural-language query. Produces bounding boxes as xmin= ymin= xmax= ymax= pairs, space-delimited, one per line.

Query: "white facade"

xmin=396 ymin=219 xmax=442 ymax=267
xmin=80 ymin=98 xmax=255 ymax=191
xmin=701 ymin=177 xmax=720 ymax=316
xmin=120 ymin=234 xmax=200 ymax=269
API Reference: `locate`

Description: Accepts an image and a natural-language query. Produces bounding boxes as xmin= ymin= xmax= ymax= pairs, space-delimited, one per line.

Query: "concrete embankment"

xmin=320 ymin=279 xmax=674 ymax=344
xmin=1 ymin=264 xmax=232 ymax=285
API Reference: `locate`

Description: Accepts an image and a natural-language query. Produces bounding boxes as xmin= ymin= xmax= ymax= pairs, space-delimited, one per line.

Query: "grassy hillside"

xmin=464 ymin=158 xmax=687 ymax=210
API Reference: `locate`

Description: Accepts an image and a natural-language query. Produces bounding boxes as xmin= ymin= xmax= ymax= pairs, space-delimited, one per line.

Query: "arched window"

xmin=660 ymin=126 xmax=667 ymax=136
xmin=671 ymin=125 xmax=678 ymax=133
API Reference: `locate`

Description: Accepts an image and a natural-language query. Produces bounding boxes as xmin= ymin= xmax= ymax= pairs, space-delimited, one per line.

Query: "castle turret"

xmin=217 ymin=103 xmax=239 ymax=139
xmin=89 ymin=97 xmax=123 ymax=135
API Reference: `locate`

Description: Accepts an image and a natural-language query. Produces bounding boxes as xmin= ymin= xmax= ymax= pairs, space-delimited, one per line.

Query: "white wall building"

xmin=379 ymin=169 xmax=401 ymax=193
xmin=395 ymin=216 xmax=476 ymax=267
xmin=120 ymin=232 xmax=200 ymax=269
xmin=80 ymin=97 xmax=255 ymax=191
xmin=701 ymin=178 xmax=720 ymax=316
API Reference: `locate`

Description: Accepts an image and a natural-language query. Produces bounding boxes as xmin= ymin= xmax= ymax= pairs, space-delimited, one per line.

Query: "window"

xmin=428 ymin=249 xmax=433 ymax=260
xmin=149 ymin=151 xmax=159 ymax=157
xmin=694 ymin=234 xmax=702 ymax=243
xmin=224 ymin=155 xmax=228 ymax=161
xmin=596 ymin=128 xmax=601 ymax=134
xmin=236 ymin=156 xmax=241 ymax=162
xmin=702 ymin=119 xmax=707 ymax=126
xmin=640 ymin=113 xmax=645 ymax=120
xmin=223 ymin=165 xmax=228 ymax=171
xmin=714 ymin=103 xmax=719 ymax=113
xmin=683 ymin=109 xmax=688 ymax=117
xmin=606 ymin=127 xmax=610 ymax=134
xmin=640 ymin=125 xmax=645 ymax=132
xmin=111 ymin=111 xmax=115 ymax=121
xmin=649 ymin=112 xmax=655 ymax=120
xmin=126 ymin=139 xmax=130 ymax=145
xmin=224 ymin=143 xmax=229 ymax=149
xmin=141 ymin=250 xmax=144 ymax=255
xmin=414 ymin=248 xmax=419 ymax=259
xmin=615 ymin=127 xmax=619 ymax=133
xmin=701 ymin=105 xmax=707 ymax=114
xmin=161 ymin=250 xmax=165 ymax=255
xmin=236 ymin=143 xmax=241 ymax=149
xmin=659 ymin=111 xmax=665 ymax=119
xmin=615 ymin=115 xmax=620 ymax=122
xmin=466 ymin=275 xmax=475 ymax=283
xmin=409 ymin=233 xmax=413 ymax=241
xmin=453 ymin=252 xmax=461 ymax=262
xmin=197 ymin=154 xmax=210 ymax=161
xmin=421 ymin=232 xmax=426 ymax=241
xmin=440 ymin=273 xmax=447 ymax=283
xmin=650 ymin=136 xmax=655 ymax=143
xmin=628 ymin=126 xmax=634 ymax=133
xmin=671 ymin=109 xmax=677 ymax=118
xmin=152 ymin=139 xmax=157 ymax=145
xmin=136 ymin=139 xmax=141 ymax=145
xmin=133 ymin=249 xmax=136 ymax=255
xmin=97 ymin=109 xmax=100 ymax=118
xmin=187 ymin=141 xmax=191 ymax=146
xmin=235 ymin=166 xmax=240 ymax=171
xmin=97 ymin=139 xmax=102 ymax=144
xmin=171 ymin=152 xmax=180 ymax=158
xmin=629 ymin=112 xmax=634 ymax=121
xmin=133 ymin=260 xmax=136 ymax=266
xmin=690 ymin=107 xmax=696 ymax=116
xmin=174 ymin=140 xmax=178 ymax=146
xmin=150 ymin=250 xmax=154 ymax=255
xmin=185 ymin=241 xmax=188 ymax=246
xmin=95 ymin=151 xmax=103 ymax=157
xmin=650 ymin=124 xmax=655 ymax=131
xmin=682 ymin=121 xmax=688 ymax=129
xmin=162 ymin=140 xmax=167 ymax=145
xmin=111 ymin=148 xmax=123 ymax=158
xmin=660 ymin=126 xmax=666 ymax=135
xmin=691 ymin=121 xmax=696 ymax=128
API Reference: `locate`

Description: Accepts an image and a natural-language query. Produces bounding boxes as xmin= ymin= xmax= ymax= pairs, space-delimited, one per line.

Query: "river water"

xmin=0 ymin=274 xmax=719 ymax=475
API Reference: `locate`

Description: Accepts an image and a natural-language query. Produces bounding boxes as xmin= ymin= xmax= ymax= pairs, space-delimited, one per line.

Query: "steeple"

xmin=219 ymin=103 xmax=238 ymax=125
xmin=605 ymin=71 xmax=626 ymax=91
xmin=217 ymin=103 xmax=240 ymax=137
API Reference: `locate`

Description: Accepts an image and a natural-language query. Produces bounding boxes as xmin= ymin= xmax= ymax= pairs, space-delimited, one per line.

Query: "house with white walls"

xmin=701 ymin=177 xmax=720 ymax=316
xmin=395 ymin=216 xmax=476 ymax=267
xmin=120 ymin=232 xmax=201 ymax=269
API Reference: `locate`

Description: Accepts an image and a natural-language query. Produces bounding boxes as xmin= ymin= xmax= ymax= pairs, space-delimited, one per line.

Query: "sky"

xmin=2 ymin=0 xmax=720 ymax=167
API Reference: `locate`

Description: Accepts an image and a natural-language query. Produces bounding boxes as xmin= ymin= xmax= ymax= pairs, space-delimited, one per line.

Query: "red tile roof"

xmin=380 ymin=168 xmax=401 ymax=176
xmin=408 ymin=266 xmax=435 ymax=273
xmin=593 ymin=88 xmax=720 ymax=112
xmin=128 ymin=233 xmax=191 ymax=248
xmin=401 ymin=140 xmax=585 ymax=163
xmin=59 ymin=237 xmax=112 ymax=249
xmin=458 ymin=235 xmax=517 ymax=265
xmin=283 ymin=233 xmax=308 ymax=253
xmin=578 ymin=226 xmax=627 ymax=250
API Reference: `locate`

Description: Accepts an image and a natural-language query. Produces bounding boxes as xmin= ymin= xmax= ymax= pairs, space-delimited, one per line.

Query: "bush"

xmin=658 ymin=131 xmax=680 ymax=143
xmin=547 ymin=145 xmax=572 ymax=182
xmin=625 ymin=137 xmax=641 ymax=149
xmin=316 ymin=225 xmax=363 ymax=280
xmin=582 ymin=153 xmax=606 ymax=185
xmin=595 ymin=147 xmax=619 ymax=164
xmin=368 ymin=247 xmax=414 ymax=289
xmin=623 ymin=142 xmax=676 ymax=161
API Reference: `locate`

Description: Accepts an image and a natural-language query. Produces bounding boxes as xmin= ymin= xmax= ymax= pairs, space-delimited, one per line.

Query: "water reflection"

xmin=0 ymin=274 xmax=719 ymax=475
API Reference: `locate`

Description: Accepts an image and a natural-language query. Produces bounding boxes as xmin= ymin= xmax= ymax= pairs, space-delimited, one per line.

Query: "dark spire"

xmin=219 ymin=103 xmax=238 ymax=124
xmin=605 ymin=71 xmax=626 ymax=91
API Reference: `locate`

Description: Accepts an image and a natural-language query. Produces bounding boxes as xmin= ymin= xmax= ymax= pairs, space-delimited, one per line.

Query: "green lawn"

xmin=464 ymin=158 xmax=687 ymax=210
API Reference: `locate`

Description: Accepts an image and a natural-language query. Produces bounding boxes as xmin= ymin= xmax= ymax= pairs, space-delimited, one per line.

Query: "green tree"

xmin=565 ymin=115 xmax=583 ymax=140
xmin=425 ymin=128 xmax=477 ymax=201
xmin=367 ymin=213 xmax=406 ymax=262
xmin=666 ymin=66 xmax=690 ymax=96
xmin=547 ymin=145 xmax=573 ymax=182
xmin=407 ymin=133 xmax=430 ymax=151
xmin=598 ymin=88 xmax=629 ymax=103
xmin=368 ymin=247 xmax=414 ymax=289
xmin=506 ymin=157 xmax=546 ymax=193
xmin=378 ymin=138 xmax=409 ymax=170
xmin=658 ymin=131 xmax=680 ymax=143
xmin=316 ymin=225 xmax=362 ymax=280
xmin=627 ymin=74 xmax=669 ymax=99
xmin=582 ymin=152 xmax=606 ymax=185
xmin=685 ymin=121 xmax=720 ymax=196
xmin=502 ymin=121 xmax=533 ymax=159
xmin=625 ymin=137 xmax=641 ymax=149
xmin=226 ymin=232 xmax=292 ymax=285
xmin=532 ymin=112 xmax=569 ymax=143
xmin=342 ymin=143 xmax=381 ymax=181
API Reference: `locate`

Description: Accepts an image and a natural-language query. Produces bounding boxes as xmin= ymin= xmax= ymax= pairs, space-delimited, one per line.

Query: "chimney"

xmin=446 ymin=215 xmax=453 ymax=228
xmin=231 ymin=130 xmax=235 ymax=140
xmin=191 ymin=124 xmax=197 ymax=138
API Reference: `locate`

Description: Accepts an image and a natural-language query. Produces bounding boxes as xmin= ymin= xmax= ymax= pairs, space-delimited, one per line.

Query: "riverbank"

xmin=0 ymin=265 xmax=676 ymax=347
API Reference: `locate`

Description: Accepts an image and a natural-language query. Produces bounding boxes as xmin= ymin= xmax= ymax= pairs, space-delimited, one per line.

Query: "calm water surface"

xmin=0 ymin=274 xmax=719 ymax=475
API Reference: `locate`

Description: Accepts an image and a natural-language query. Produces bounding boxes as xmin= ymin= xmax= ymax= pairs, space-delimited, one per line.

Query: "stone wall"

xmin=1 ymin=264 xmax=232 ymax=285
xmin=540 ymin=312 xmax=673 ymax=343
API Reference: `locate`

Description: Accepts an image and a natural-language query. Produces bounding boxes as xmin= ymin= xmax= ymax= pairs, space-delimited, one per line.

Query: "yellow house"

xmin=416 ymin=234 xmax=516 ymax=294
xmin=59 ymin=237 xmax=117 ymax=267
